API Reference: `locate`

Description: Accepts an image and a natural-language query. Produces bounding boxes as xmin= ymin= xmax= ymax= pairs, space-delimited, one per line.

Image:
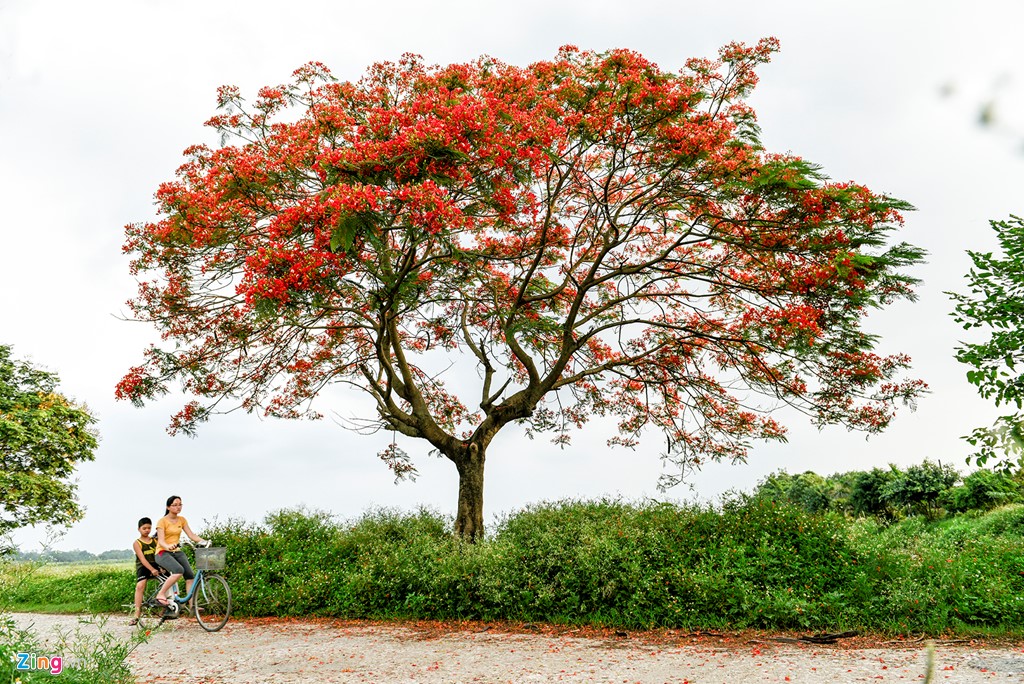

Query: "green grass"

xmin=5 ymin=501 xmax=1024 ymax=635
xmin=30 ymin=560 xmax=133 ymax=575
xmin=2 ymin=563 xmax=133 ymax=614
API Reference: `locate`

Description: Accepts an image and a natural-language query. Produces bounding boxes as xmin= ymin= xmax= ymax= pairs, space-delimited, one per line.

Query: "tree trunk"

xmin=454 ymin=442 xmax=485 ymax=541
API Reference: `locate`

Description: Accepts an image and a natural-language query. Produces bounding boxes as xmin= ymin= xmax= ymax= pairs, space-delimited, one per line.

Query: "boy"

xmin=130 ymin=517 xmax=161 ymax=626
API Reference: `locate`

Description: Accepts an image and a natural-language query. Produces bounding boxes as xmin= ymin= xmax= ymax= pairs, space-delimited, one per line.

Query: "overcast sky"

xmin=3 ymin=1 xmax=1023 ymax=553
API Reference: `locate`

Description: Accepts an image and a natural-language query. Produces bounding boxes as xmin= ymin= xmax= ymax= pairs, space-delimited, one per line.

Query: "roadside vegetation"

xmin=1 ymin=560 xmax=144 ymax=683
xmin=6 ymin=462 xmax=1024 ymax=636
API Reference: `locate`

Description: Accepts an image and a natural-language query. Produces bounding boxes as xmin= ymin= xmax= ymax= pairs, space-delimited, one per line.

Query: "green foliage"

xmin=950 ymin=215 xmax=1024 ymax=469
xmin=1 ymin=558 xmax=146 ymax=683
xmin=942 ymin=469 xmax=1022 ymax=513
xmin=0 ymin=345 xmax=98 ymax=538
xmin=0 ymin=614 xmax=147 ymax=683
xmin=0 ymin=614 xmax=40 ymax=684
xmin=751 ymin=471 xmax=847 ymax=514
xmin=1 ymin=565 xmax=130 ymax=613
xmin=49 ymin=615 xmax=147 ymax=684
xmin=967 ymin=504 xmax=1024 ymax=536
xmin=753 ymin=462 xmax=988 ymax=520
xmin=11 ymin=500 xmax=1024 ymax=635
xmin=851 ymin=512 xmax=1024 ymax=631
xmin=849 ymin=467 xmax=899 ymax=518
xmin=881 ymin=460 xmax=960 ymax=519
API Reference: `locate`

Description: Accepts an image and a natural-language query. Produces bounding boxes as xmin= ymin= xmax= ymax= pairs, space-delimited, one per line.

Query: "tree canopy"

xmin=950 ymin=215 xmax=1024 ymax=469
xmin=0 ymin=345 xmax=98 ymax=539
xmin=118 ymin=41 xmax=925 ymax=538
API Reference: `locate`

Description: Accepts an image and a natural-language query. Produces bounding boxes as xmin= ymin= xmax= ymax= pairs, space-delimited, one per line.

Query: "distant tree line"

xmin=14 ymin=548 xmax=132 ymax=563
xmin=749 ymin=461 xmax=1023 ymax=520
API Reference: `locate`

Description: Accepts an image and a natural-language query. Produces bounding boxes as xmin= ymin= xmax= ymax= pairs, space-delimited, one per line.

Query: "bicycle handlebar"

xmin=169 ymin=537 xmax=212 ymax=550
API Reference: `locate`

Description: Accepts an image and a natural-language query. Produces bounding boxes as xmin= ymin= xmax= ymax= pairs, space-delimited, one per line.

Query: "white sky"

xmin=2 ymin=0 xmax=1023 ymax=553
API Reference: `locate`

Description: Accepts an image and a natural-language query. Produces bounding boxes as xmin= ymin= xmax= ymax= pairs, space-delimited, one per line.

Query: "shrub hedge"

xmin=7 ymin=500 xmax=1024 ymax=634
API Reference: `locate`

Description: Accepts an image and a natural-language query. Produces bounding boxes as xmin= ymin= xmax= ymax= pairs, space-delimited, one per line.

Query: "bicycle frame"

xmin=170 ymin=568 xmax=208 ymax=604
xmin=142 ymin=542 xmax=232 ymax=632
xmin=161 ymin=538 xmax=214 ymax=602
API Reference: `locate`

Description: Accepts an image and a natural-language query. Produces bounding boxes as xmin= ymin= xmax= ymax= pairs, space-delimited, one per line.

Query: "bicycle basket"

xmin=195 ymin=546 xmax=226 ymax=571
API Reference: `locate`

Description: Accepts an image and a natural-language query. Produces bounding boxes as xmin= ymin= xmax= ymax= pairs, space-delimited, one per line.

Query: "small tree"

xmin=753 ymin=471 xmax=833 ymax=514
xmin=950 ymin=215 xmax=1024 ymax=470
xmin=752 ymin=471 xmax=793 ymax=501
xmin=881 ymin=460 xmax=959 ymax=519
xmin=822 ymin=470 xmax=860 ymax=514
xmin=118 ymin=42 xmax=925 ymax=539
xmin=848 ymin=467 xmax=898 ymax=518
xmin=0 ymin=345 xmax=98 ymax=541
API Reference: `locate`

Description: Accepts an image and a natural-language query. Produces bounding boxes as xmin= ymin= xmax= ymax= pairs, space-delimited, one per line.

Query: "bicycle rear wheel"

xmin=137 ymin=580 xmax=168 ymax=630
xmin=193 ymin=573 xmax=231 ymax=632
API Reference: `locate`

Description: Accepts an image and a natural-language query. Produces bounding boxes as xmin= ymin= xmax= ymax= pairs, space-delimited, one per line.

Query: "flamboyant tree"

xmin=1 ymin=345 xmax=98 ymax=540
xmin=118 ymin=41 xmax=925 ymax=539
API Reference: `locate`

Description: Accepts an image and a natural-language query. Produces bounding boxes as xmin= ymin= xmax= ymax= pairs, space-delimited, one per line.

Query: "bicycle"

xmin=137 ymin=540 xmax=232 ymax=632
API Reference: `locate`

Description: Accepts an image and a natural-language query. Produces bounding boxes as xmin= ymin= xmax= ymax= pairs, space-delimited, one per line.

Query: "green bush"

xmin=970 ymin=504 xmax=1024 ymax=536
xmin=219 ymin=499 xmax=883 ymax=630
xmin=7 ymin=500 xmax=1024 ymax=635
xmin=943 ymin=470 xmax=1022 ymax=513
xmin=844 ymin=511 xmax=1024 ymax=632
xmin=752 ymin=471 xmax=836 ymax=514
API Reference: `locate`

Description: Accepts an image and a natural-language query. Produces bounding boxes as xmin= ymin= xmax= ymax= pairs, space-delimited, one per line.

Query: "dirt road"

xmin=12 ymin=612 xmax=1024 ymax=682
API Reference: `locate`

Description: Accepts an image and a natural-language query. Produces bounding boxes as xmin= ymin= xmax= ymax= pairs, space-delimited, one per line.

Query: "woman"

xmin=153 ymin=495 xmax=208 ymax=607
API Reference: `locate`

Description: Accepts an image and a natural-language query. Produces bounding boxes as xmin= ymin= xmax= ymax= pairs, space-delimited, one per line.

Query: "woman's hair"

xmin=138 ymin=517 xmax=152 ymax=528
xmin=165 ymin=495 xmax=181 ymax=515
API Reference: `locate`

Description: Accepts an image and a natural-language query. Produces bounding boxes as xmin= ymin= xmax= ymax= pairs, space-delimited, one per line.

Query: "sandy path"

xmin=12 ymin=613 xmax=1024 ymax=683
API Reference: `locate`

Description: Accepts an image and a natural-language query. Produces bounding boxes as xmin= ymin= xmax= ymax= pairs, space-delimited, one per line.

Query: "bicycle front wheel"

xmin=193 ymin=573 xmax=231 ymax=632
